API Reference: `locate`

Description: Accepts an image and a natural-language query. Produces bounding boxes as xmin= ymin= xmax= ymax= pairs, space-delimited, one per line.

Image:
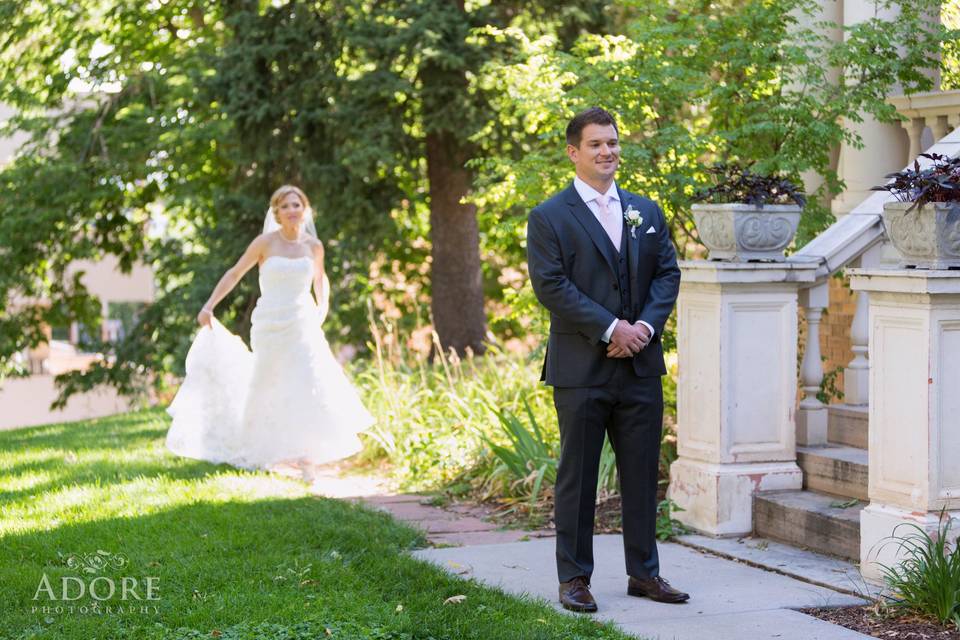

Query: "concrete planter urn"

xmin=881 ymin=201 xmax=960 ymax=269
xmin=692 ymin=203 xmax=802 ymax=261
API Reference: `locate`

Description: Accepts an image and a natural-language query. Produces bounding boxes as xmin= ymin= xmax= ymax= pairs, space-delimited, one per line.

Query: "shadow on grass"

xmin=0 ymin=410 xmax=631 ymax=640
xmin=0 ymin=459 xmax=229 ymax=506
xmin=0 ymin=497 xmax=623 ymax=640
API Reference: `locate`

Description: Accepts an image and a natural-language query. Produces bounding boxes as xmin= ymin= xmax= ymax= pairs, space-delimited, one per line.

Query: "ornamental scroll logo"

xmin=693 ymin=209 xmax=736 ymax=252
xmin=62 ymin=550 xmax=130 ymax=574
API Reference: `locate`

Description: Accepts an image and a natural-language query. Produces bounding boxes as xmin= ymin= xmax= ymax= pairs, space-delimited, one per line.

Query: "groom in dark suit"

xmin=526 ymin=107 xmax=686 ymax=612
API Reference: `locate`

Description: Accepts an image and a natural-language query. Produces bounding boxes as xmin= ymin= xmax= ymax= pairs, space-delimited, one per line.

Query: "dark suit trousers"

xmin=553 ymin=359 xmax=663 ymax=583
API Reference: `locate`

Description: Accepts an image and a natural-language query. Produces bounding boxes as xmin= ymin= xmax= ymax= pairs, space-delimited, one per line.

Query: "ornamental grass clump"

xmin=876 ymin=514 xmax=960 ymax=630
xmin=353 ymin=316 xmax=558 ymax=492
xmin=481 ymin=404 xmax=618 ymax=516
xmin=482 ymin=404 xmax=558 ymax=512
xmin=872 ymin=152 xmax=960 ymax=211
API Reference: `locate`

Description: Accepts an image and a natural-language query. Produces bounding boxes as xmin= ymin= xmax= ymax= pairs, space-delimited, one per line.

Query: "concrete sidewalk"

xmin=415 ymin=535 xmax=874 ymax=640
xmin=306 ymin=468 xmax=873 ymax=639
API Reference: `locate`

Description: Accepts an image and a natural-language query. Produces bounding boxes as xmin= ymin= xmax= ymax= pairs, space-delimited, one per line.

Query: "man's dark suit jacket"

xmin=526 ymin=182 xmax=681 ymax=388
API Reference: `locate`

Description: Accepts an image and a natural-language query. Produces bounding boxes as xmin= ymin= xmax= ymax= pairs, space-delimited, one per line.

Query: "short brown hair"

xmin=566 ymin=107 xmax=619 ymax=147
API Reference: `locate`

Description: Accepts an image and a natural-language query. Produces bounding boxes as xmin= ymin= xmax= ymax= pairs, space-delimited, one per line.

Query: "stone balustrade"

xmin=670 ymin=128 xmax=960 ymax=554
xmin=889 ymin=89 xmax=960 ymax=158
xmin=797 ymin=283 xmax=829 ymax=445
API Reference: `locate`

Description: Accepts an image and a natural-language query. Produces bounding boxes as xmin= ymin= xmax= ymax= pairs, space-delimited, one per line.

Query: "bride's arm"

xmin=197 ymin=235 xmax=267 ymax=327
xmin=311 ymin=240 xmax=328 ymax=319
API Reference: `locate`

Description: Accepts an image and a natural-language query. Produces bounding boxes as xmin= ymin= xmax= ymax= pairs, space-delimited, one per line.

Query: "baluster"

xmin=844 ymin=291 xmax=869 ymax=406
xmin=928 ymin=115 xmax=950 ymax=143
xmin=797 ymin=283 xmax=829 ymax=446
xmin=903 ymin=117 xmax=926 ymax=158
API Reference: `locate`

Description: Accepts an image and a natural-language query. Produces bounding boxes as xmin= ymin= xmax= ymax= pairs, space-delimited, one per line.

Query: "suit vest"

xmin=615 ymin=223 xmax=632 ymax=321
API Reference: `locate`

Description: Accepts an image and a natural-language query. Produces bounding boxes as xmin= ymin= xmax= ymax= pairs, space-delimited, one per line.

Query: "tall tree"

xmin=0 ymin=0 xmax=610 ymax=401
xmin=345 ymin=0 xmax=608 ymax=356
xmin=0 ymin=0 xmax=230 ymax=392
xmin=0 ymin=1 xmax=403 ymax=400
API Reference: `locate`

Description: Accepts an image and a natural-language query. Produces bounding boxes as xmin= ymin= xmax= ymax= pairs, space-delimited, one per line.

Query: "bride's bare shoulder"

xmin=307 ymin=236 xmax=324 ymax=253
xmin=238 ymin=233 xmax=277 ymax=264
xmin=251 ymin=231 xmax=277 ymax=248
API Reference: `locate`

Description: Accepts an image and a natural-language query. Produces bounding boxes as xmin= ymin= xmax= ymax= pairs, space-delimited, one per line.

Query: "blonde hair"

xmin=270 ymin=185 xmax=311 ymax=222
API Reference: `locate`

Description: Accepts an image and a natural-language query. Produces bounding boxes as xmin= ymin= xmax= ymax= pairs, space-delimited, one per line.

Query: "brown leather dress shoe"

xmin=559 ymin=576 xmax=598 ymax=613
xmin=627 ymin=575 xmax=690 ymax=603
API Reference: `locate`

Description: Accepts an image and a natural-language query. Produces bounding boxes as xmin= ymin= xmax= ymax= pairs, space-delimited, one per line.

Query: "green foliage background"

xmin=0 ymin=0 xmax=954 ymax=404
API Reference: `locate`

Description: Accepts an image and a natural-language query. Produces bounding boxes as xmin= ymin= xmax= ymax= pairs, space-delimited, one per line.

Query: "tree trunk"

xmin=425 ymin=128 xmax=487 ymax=357
xmin=419 ymin=0 xmax=485 ymax=357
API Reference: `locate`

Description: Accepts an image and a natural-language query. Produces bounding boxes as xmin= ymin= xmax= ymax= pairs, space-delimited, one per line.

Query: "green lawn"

xmin=0 ymin=409 xmax=629 ymax=640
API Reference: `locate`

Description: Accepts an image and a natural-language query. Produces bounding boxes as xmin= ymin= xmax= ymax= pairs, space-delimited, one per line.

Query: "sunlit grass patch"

xmin=0 ymin=409 xmax=633 ymax=640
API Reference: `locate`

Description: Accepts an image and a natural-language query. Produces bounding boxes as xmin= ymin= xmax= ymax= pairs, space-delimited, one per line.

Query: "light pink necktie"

xmin=596 ymin=195 xmax=619 ymax=250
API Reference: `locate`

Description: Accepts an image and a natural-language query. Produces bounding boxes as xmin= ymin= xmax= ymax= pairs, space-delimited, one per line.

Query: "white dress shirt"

xmin=574 ymin=176 xmax=623 ymax=249
xmin=572 ymin=177 xmax=655 ymax=344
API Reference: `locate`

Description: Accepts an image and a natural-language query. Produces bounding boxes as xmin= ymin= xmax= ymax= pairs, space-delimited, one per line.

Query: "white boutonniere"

xmin=623 ymin=205 xmax=643 ymax=238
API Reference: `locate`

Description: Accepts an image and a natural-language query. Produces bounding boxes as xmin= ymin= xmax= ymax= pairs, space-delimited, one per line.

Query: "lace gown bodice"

xmin=257 ymin=255 xmax=313 ymax=305
xmin=250 ymin=255 xmax=321 ymax=352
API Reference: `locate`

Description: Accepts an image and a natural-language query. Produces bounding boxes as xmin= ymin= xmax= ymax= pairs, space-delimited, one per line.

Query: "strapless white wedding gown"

xmin=166 ymin=255 xmax=374 ymax=469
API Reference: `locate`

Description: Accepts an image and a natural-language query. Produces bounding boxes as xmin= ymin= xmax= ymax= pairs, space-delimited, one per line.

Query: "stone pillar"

xmin=799 ymin=0 xmax=843 ymax=208
xmin=849 ymin=269 xmax=960 ymax=583
xmin=669 ymin=262 xmax=817 ymax=536
xmin=832 ymin=0 xmax=909 ymax=216
xmin=797 ymin=282 xmax=829 ymax=445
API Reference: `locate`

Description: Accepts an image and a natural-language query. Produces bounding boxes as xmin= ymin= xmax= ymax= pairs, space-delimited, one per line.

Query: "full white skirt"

xmin=166 ymin=308 xmax=373 ymax=469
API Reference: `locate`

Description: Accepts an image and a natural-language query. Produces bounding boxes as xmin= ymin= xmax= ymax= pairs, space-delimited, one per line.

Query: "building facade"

xmin=0 ymin=103 xmax=155 ymax=429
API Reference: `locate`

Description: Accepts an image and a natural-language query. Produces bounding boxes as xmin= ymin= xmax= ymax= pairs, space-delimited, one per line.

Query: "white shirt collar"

xmin=573 ymin=176 xmax=619 ymax=205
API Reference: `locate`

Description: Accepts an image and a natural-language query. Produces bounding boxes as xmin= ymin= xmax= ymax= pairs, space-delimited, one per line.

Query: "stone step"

xmin=797 ymin=444 xmax=869 ymax=501
xmin=827 ymin=404 xmax=868 ymax=449
xmin=753 ymin=490 xmax=863 ymax=561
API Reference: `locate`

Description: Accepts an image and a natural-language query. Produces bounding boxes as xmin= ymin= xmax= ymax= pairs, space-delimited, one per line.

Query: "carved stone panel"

xmin=882 ymin=201 xmax=960 ymax=269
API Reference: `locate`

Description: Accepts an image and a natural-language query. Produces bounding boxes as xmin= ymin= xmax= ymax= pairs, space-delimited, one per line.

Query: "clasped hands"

xmin=607 ymin=319 xmax=651 ymax=358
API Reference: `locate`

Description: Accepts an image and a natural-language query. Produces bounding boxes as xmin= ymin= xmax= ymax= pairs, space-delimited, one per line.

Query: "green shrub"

xmin=482 ymin=404 xmax=619 ymax=514
xmin=877 ymin=514 xmax=960 ymax=629
xmin=354 ymin=319 xmax=679 ymax=524
xmin=353 ymin=321 xmax=556 ymax=492
xmin=655 ymin=499 xmax=688 ymax=541
xmin=483 ymin=403 xmax=557 ymax=510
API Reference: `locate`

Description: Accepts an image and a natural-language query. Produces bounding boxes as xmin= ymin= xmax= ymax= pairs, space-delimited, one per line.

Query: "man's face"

xmin=566 ymin=123 xmax=620 ymax=184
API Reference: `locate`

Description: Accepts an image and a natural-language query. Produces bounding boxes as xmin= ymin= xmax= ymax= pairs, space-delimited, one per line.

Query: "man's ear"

xmin=566 ymin=144 xmax=578 ymax=163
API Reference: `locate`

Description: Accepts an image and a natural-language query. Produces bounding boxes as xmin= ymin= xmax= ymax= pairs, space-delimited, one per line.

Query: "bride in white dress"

xmin=166 ymin=185 xmax=374 ymax=471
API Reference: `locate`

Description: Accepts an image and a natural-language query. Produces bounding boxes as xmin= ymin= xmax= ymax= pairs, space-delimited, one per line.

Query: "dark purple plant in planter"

xmin=872 ymin=153 xmax=960 ymax=211
xmin=872 ymin=153 xmax=960 ymax=269
xmin=690 ymin=164 xmax=807 ymax=262
xmin=695 ymin=164 xmax=807 ymax=208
